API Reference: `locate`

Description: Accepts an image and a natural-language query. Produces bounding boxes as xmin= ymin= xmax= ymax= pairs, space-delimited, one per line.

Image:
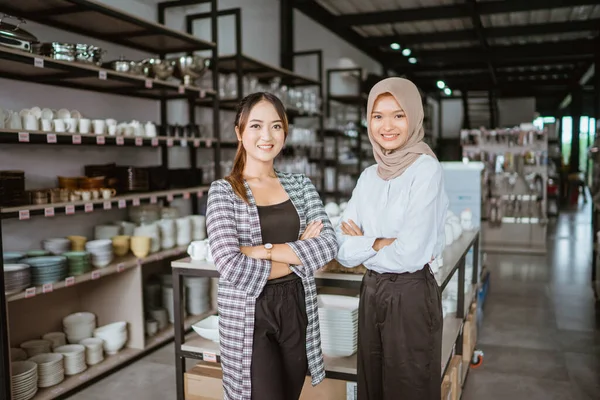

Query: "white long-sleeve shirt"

xmin=336 ymin=154 xmax=449 ymax=274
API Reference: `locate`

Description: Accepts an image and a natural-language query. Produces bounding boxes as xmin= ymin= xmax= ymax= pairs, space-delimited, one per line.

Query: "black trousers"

xmin=251 ymin=276 xmax=308 ymax=400
xmin=357 ymin=266 xmax=442 ymax=400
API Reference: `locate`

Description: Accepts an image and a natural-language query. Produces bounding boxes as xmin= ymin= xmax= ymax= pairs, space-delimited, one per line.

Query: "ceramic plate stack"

xmin=20 ymin=340 xmax=52 ymax=358
xmin=20 ymin=256 xmax=68 ymax=286
xmin=42 ymin=332 xmax=67 ymax=350
xmin=184 ymin=277 xmax=210 ymax=316
xmin=79 ymin=338 xmax=104 ymax=365
xmin=62 ymin=251 xmax=92 ymax=276
xmin=54 ymin=345 xmax=86 ymax=375
xmin=317 ymin=295 xmax=359 ymax=357
xmin=28 ymin=353 xmax=65 ymax=388
xmin=85 ymin=240 xmax=114 ymax=268
xmin=93 ymin=322 xmax=128 ymax=355
xmin=11 ymin=361 xmax=38 ymax=400
xmin=4 ymin=264 xmax=31 ymax=295
xmin=63 ymin=312 xmax=96 ymax=344
xmin=3 ymin=251 xmax=24 ymax=263
xmin=42 ymin=238 xmax=71 ymax=256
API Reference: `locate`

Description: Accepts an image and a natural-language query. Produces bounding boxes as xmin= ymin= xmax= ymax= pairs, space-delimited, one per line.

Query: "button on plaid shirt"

xmin=206 ymin=171 xmax=338 ymax=400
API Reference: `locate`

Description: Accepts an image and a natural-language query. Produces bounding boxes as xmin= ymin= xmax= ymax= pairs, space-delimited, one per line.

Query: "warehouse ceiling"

xmin=294 ymin=0 xmax=599 ymax=108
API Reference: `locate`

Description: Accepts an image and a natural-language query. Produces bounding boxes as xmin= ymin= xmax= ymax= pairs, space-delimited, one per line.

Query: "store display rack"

xmin=169 ymin=229 xmax=480 ymax=399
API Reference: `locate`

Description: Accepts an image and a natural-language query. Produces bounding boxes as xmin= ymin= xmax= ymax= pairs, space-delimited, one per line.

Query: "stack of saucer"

xmin=63 ymin=312 xmax=96 ymax=344
xmin=62 ymin=252 xmax=92 ymax=276
xmin=42 ymin=332 xmax=67 ymax=350
xmin=4 ymin=264 xmax=31 ymax=295
xmin=54 ymin=345 xmax=86 ymax=375
xmin=79 ymin=338 xmax=104 ymax=365
xmin=20 ymin=340 xmax=52 ymax=358
xmin=10 ymin=361 xmax=38 ymax=400
xmin=28 ymin=353 xmax=65 ymax=388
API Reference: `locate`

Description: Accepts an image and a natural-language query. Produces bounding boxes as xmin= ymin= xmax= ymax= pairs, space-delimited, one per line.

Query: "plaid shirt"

xmin=206 ymin=171 xmax=337 ymax=400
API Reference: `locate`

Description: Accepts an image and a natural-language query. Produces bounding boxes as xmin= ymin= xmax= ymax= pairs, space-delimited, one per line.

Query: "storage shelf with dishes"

xmin=0 ymin=47 xmax=216 ymax=100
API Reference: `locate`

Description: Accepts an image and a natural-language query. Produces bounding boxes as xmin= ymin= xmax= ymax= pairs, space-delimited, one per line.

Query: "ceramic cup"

xmin=101 ymin=188 xmax=116 ymax=200
xmin=145 ymin=319 xmax=158 ymax=337
xmin=131 ymin=236 xmax=151 ymax=259
xmin=187 ymin=240 xmax=209 ymax=261
xmin=190 ymin=215 xmax=207 ymax=240
xmin=95 ymin=225 xmax=121 ymax=240
xmin=8 ymin=111 xmax=22 ymax=130
xmin=112 ymin=235 xmax=130 ymax=257
xmin=67 ymin=235 xmax=87 ymax=252
xmin=79 ymin=118 xmax=91 ymax=134
xmin=22 ymin=114 xmax=38 ymax=131
xmin=41 ymin=119 xmax=53 ymax=132
xmin=53 ymin=119 xmax=66 ymax=132
xmin=93 ymin=119 xmax=106 ymax=135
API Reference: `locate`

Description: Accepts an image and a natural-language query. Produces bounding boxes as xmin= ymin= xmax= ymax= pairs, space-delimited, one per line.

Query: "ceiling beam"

xmin=411 ymin=60 xmax=584 ymax=74
xmin=336 ymin=0 xmax=600 ymax=27
xmin=367 ymin=18 xmax=600 ymax=47
xmin=466 ymin=0 xmax=497 ymax=87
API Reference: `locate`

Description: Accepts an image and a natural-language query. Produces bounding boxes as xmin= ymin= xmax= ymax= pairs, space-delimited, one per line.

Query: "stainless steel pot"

xmin=141 ymin=58 xmax=175 ymax=80
xmin=33 ymin=42 xmax=105 ymax=65
xmin=171 ymin=55 xmax=210 ymax=86
xmin=0 ymin=14 xmax=38 ymax=52
xmin=103 ymin=56 xmax=144 ymax=76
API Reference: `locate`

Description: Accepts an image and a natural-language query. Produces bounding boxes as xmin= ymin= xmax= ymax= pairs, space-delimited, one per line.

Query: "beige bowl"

xmin=112 ymin=235 xmax=130 ymax=257
xmin=130 ymin=236 xmax=151 ymax=259
xmin=67 ymin=235 xmax=87 ymax=251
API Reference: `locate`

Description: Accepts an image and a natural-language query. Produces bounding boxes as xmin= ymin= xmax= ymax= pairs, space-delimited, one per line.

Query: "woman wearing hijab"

xmin=336 ymin=77 xmax=449 ymax=400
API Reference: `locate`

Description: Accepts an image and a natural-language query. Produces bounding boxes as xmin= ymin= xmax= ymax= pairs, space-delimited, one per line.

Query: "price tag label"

xmin=203 ymin=352 xmax=217 ymax=362
xmin=103 ymin=201 xmax=112 ymax=210
xmin=65 ymin=276 xmax=75 ymax=287
xmin=25 ymin=287 xmax=36 ymax=298
xmin=132 ymin=197 xmax=140 ymax=206
xmin=116 ymin=136 xmax=125 ymax=146
xmin=116 ymin=263 xmax=125 ymax=273
xmin=65 ymin=205 xmax=75 ymax=215
xmin=180 ymin=139 xmax=187 ymax=147
xmin=135 ymin=137 xmax=143 ymax=146
xmin=145 ymin=79 xmax=153 ymax=89
xmin=47 ymin=133 xmax=57 ymax=143
xmin=72 ymin=134 xmax=82 ymax=144
xmin=167 ymin=194 xmax=174 ymax=202
xmin=96 ymin=136 xmax=105 ymax=145
xmin=183 ymin=192 xmax=190 ymax=200
xmin=44 ymin=207 xmax=55 ymax=217
xmin=151 ymin=138 xmax=159 ymax=147
xmin=84 ymin=203 xmax=94 ymax=213
xmin=98 ymin=70 xmax=107 ymax=80
xmin=197 ymin=192 xmax=204 ymax=198
xmin=42 ymin=283 xmax=53 ymax=293
xmin=18 ymin=132 xmax=30 ymax=143
xmin=118 ymin=199 xmax=126 ymax=209
xmin=193 ymin=139 xmax=200 ymax=148
xmin=167 ymin=138 xmax=174 ymax=147
xmin=178 ymin=85 xmax=185 ymax=94
xmin=206 ymin=139 xmax=212 ymax=148
xmin=19 ymin=210 xmax=30 ymax=220
xmin=150 ymin=196 xmax=157 ymax=204
xmin=91 ymin=270 xmax=101 ymax=280
xmin=34 ymin=57 xmax=44 ymax=68
xmin=199 ymin=89 xmax=206 ymax=98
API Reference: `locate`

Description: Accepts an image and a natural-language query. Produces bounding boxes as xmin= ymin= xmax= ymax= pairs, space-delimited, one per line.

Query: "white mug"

xmin=93 ymin=119 xmax=106 ymax=134
xmin=145 ymin=122 xmax=157 ymax=137
xmin=53 ymin=119 xmax=66 ymax=132
xmin=190 ymin=215 xmax=207 ymax=240
xmin=187 ymin=240 xmax=208 ymax=261
xmin=9 ymin=112 xmax=22 ymax=130
xmin=81 ymin=191 xmax=92 ymax=201
xmin=41 ymin=119 xmax=53 ymax=132
xmin=64 ymin=118 xmax=77 ymax=133
xmin=105 ymin=118 xmax=117 ymax=127
xmin=107 ymin=125 xmax=117 ymax=136
xmin=79 ymin=118 xmax=91 ymax=134
xmin=22 ymin=114 xmax=38 ymax=131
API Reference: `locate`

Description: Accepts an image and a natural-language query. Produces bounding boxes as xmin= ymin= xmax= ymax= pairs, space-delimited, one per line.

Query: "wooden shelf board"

xmin=441 ymin=317 xmax=464 ymax=376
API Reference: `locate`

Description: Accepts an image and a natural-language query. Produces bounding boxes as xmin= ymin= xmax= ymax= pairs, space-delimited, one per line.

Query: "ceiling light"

xmin=444 ymin=87 xmax=452 ymax=96
xmin=390 ymin=43 xmax=401 ymax=50
xmin=402 ymin=48 xmax=411 ymax=56
xmin=408 ymin=57 xmax=417 ymax=64
xmin=437 ymin=80 xmax=446 ymax=89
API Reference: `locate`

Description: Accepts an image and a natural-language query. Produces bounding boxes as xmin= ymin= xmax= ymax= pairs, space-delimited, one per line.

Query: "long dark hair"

xmin=224 ymin=92 xmax=289 ymax=203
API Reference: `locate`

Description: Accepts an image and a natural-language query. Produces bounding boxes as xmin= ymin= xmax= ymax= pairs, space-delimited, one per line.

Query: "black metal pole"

xmin=234 ymin=9 xmax=243 ymax=102
xmin=457 ymin=256 xmax=466 ymax=320
xmin=472 ymin=234 xmax=480 ymax=284
xmin=462 ymin=91 xmax=470 ymax=129
xmin=0 ymin=219 xmax=12 ymax=400
xmin=280 ymin=0 xmax=294 ymax=71
xmin=188 ymin=97 xmax=199 ymax=214
xmin=569 ymin=85 xmax=582 ymax=173
xmin=211 ymin=0 xmax=221 ymax=179
xmin=173 ymin=268 xmax=186 ymax=400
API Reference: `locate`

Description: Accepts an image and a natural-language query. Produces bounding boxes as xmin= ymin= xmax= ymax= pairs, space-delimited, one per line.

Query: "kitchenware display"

xmin=190 ymin=215 xmax=207 ymax=240
xmin=115 ymin=166 xmax=149 ymax=193
xmin=54 ymin=345 xmax=86 ymax=375
xmin=11 ymin=347 xmax=28 ymax=362
xmin=42 ymin=332 xmax=66 ymax=350
xmin=134 ymin=223 xmax=159 ymax=253
xmin=78 ymin=176 xmax=105 ymax=190
xmin=41 ymin=238 xmax=71 ymax=255
xmin=129 ymin=204 xmax=160 ymax=225
xmin=49 ymin=188 xmax=70 ymax=203
xmin=191 ymin=315 xmax=219 ymax=343
xmin=317 ymin=294 xmax=359 ymax=357
xmin=28 ymin=353 xmax=65 ymax=388
xmin=149 ymin=308 xmax=168 ymax=330
xmin=184 ymin=277 xmax=210 ymax=316
xmin=158 ymin=219 xmax=176 ymax=250
xmin=78 ymin=337 xmax=104 ymax=365
xmin=63 ymin=312 xmax=96 ymax=344
xmin=93 ymin=321 xmax=128 ymax=355
xmin=171 ymin=55 xmax=210 ymax=86
xmin=112 ymin=235 xmax=130 ymax=257
xmin=4 ymin=263 xmax=31 ymax=295
xmin=85 ymin=239 xmax=113 ymax=268
xmin=187 ymin=240 xmax=208 ymax=261
xmin=20 ymin=340 xmax=52 ymax=358
xmin=176 ymin=217 xmax=192 ymax=247
xmin=94 ymin=224 xmax=121 ymax=240
xmin=145 ymin=319 xmax=158 ymax=337
xmin=62 ymin=251 xmax=92 ymax=276
xmin=130 ymin=236 xmax=151 ymax=258
xmin=33 ymin=42 xmax=105 ymax=65
xmin=142 ymin=58 xmax=175 ymax=80
xmin=0 ymin=14 xmax=38 ymax=52
xmin=3 ymin=251 xmax=24 ymax=263
xmin=29 ymin=189 xmax=48 ymax=205
xmin=66 ymin=236 xmax=87 ymax=252
xmin=0 ymin=170 xmax=26 ymax=207
xmin=102 ymin=56 xmax=143 ymax=75
xmin=10 ymin=360 xmax=38 ymax=400
xmin=20 ymin=256 xmax=68 ymax=286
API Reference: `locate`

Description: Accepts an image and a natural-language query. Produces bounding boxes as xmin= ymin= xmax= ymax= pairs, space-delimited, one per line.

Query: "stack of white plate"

xmin=162 ymin=286 xmax=186 ymax=323
xmin=85 ymin=240 xmax=114 ymax=268
xmin=41 ymin=238 xmax=71 ymax=255
xmin=20 ymin=340 xmax=52 ymax=358
xmin=63 ymin=312 xmax=96 ymax=344
xmin=11 ymin=361 xmax=38 ymax=400
xmin=79 ymin=338 xmax=104 ymax=365
xmin=93 ymin=322 xmax=128 ymax=355
xmin=42 ymin=332 xmax=67 ymax=350
xmin=184 ymin=277 xmax=210 ymax=316
xmin=317 ymin=294 xmax=359 ymax=357
xmin=28 ymin=353 xmax=64 ymax=388
xmin=4 ymin=264 xmax=31 ymax=295
xmin=11 ymin=348 xmax=27 ymax=362
xmin=54 ymin=345 xmax=86 ymax=375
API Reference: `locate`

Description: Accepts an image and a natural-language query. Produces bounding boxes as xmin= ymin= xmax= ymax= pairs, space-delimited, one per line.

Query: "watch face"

xmin=265 ymin=243 xmax=273 ymax=249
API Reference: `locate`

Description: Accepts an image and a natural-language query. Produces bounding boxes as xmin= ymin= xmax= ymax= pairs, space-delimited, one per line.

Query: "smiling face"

xmin=370 ymin=93 xmax=409 ymax=151
xmin=235 ymin=99 xmax=286 ymax=164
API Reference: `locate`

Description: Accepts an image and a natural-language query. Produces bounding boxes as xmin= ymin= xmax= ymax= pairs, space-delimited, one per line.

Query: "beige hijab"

xmin=367 ymin=77 xmax=436 ymax=180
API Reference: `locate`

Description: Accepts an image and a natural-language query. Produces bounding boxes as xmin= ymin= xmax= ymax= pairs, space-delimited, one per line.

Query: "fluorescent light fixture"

xmin=444 ymin=87 xmax=452 ymax=95
xmin=437 ymin=80 xmax=445 ymax=89
xmin=402 ymin=48 xmax=411 ymax=56
xmin=390 ymin=43 xmax=401 ymax=50
xmin=408 ymin=57 xmax=417 ymax=64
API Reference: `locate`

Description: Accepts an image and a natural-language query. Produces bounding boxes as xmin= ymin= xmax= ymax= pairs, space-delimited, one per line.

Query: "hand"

xmin=301 ymin=220 xmax=323 ymax=240
xmin=341 ymin=220 xmax=363 ymax=236
xmin=372 ymin=238 xmax=395 ymax=251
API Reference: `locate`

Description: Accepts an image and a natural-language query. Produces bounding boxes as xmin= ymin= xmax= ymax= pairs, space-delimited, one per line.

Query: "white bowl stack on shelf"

xmin=42 ymin=238 xmax=71 ymax=255
xmin=20 ymin=340 xmax=52 ymax=358
xmin=190 ymin=215 xmax=207 ymax=240
xmin=79 ymin=338 xmax=104 ymax=365
xmin=157 ymin=219 xmax=176 ymax=250
xmin=184 ymin=277 xmax=210 ymax=316
xmin=63 ymin=312 xmax=97 ymax=344
xmin=42 ymin=332 xmax=67 ymax=350
xmin=85 ymin=240 xmax=114 ymax=268
xmin=54 ymin=345 xmax=87 ymax=375
xmin=191 ymin=315 xmax=219 ymax=343
xmin=28 ymin=353 xmax=65 ymax=388
xmin=93 ymin=321 xmax=128 ymax=355
xmin=175 ymin=217 xmax=192 ymax=247
xmin=10 ymin=360 xmax=38 ymax=400
xmin=317 ymin=294 xmax=359 ymax=357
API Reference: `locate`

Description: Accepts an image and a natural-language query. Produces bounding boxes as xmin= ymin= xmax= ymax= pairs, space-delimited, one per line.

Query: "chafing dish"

xmin=0 ymin=14 xmax=38 ymax=52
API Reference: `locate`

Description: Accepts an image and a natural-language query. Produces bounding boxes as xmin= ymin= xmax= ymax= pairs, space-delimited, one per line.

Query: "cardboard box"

xmin=184 ymin=363 xmax=356 ymax=400
xmin=441 ymin=374 xmax=452 ymax=400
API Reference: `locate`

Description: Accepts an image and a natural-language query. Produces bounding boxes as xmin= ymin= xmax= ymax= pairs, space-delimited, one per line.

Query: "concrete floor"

xmin=75 ymin=206 xmax=600 ymax=399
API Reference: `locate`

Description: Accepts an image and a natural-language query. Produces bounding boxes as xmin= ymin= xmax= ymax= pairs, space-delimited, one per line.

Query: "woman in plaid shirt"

xmin=206 ymin=92 xmax=337 ymax=400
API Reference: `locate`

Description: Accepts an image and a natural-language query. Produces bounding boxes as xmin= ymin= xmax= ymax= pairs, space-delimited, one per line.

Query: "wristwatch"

xmin=264 ymin=243 xmax=273 ymax=260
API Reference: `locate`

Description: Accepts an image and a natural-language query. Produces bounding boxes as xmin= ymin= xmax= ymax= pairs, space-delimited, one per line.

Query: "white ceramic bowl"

xmin=191 ymin=315 xmax=219 ymax=343
xmin=94 ymin=321 xmax=126 ymax=335
xmin=85 ymin=240 xmax=112 ymax=250
xmin=63 ymin=312 xmax=96 ymax=327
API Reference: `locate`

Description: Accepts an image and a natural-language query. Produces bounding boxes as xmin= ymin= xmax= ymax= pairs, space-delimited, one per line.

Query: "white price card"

xmin=135 ymin=137 xmax=143 ymax=146
xmin=103 ymin=201 xmax=112 ymax=210
xmin=19 ymin=210 xmax=30 ymax=220
xmin=193 ymin=139 xmax=200 ymax=148
xmin=44 ymin=207 xmax=55 ymax=217
xmin=150 ymin=196 xmax=157 ymax=204
xmin=167 ymin=194 xmax=174 ymax=202
xmin=145 ymin=79 xmax=153 ymax=89
xmin=84 ymin=203 xmax=94 ymax=213
xmin=65 ymin=277 xmax=75 ymax=287
xmin=118 ymin=199 xmax=126 ymax=209
xmin=151 ymin=138 xmax=159 ymax=147
xmin=132 ymin=197 xmax=140 ymax=206
xmin=96 ymin=136 xmax=105 ymax=145
xmin=91 ymin=270 xmax=101 ymax=280
xmin=72 ymin=134 xmax=82 ymax=144
xmin=167 ymin=138 xmax=174 ymax=147
xmin=180 ymin=139 xmax=187 ymax=147
xmin=25 ymin=287 xmax=36 ymax=298
xmin=183 ymin=192 xmax=190 ymax=200
xmin=47 ymin=133 xmax=57 ymax=143
xmin=206 ymin=139 xmax=212 ymax=148
xmin=34 ymin=57 xmax=44 ymax=68
xmin=178 ymin=85 xmax=185 ymax=94
xmin=18 ymin=132 xmax=29 ymax=142
xmin=117 ymin=263 xmax=125 ymax=273
xmin=116 ymin=136 xmax=125 ymax=146
xmin=42 ymin=283 xmax=53 ymax=294
xmin=203 ymin=352 xmax=217 ymax=362
xmin=98 ymin=70 xmax=107 ymax=80
xmin=65 ymin=205 xmax=75 ymax=215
